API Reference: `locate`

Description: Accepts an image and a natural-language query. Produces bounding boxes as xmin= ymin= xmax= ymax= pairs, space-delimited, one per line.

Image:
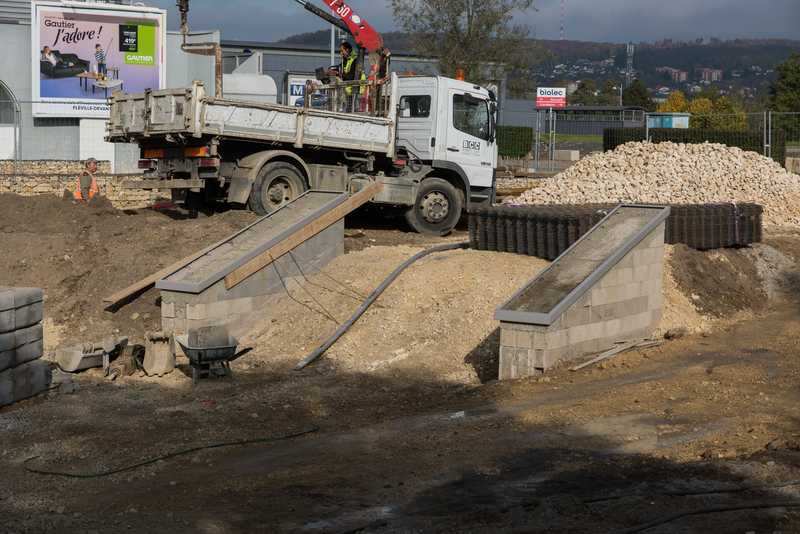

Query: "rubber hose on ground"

xmin=295 ymin=241 xmax=471 ymax=370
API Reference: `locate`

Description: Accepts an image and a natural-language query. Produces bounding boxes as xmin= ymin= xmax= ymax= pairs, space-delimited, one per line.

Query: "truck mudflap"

xmin=121 ymin=179 xmax=205 ymax=190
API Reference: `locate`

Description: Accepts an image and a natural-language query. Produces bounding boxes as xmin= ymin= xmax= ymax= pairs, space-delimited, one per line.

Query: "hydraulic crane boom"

xmin=294 ymin=0 xmax=384 ymax=53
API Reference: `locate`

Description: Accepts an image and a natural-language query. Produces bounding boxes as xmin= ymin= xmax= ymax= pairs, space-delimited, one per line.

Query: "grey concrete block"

xmin=15 ymin=340 xmax=44 ymax=367
xmin=0 ymin=350 xmax=13 ymax=374
xmin=0 ymin=324 xmax=44 ymax=372
xmin=562 ymin=305 xmax=591 ymax=328
xmin=0 ymin=287 xmax=44 ymax=334
xmin=0 ymin=360 xmax=52 ymax=407
xmin=0 ymin=331 xmax=14 ymax=352
xmin=12 ymin=360 xmax=52 ymax=405
xmin=15 ymin=323 xmax=43 ymax=348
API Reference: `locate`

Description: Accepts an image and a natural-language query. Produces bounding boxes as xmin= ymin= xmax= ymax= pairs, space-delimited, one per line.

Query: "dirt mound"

xmin=243 ymin=246 xmax=550 ymax=385
xmin=670 ymin=244 xmax=768 ymax=318
xmin=0 ymin=193 xmax=256 ymax=348
xmin=513 ymin=142 xmax=800 ymax=227
xmin=244 ymin=241 xmax=794 ymax=385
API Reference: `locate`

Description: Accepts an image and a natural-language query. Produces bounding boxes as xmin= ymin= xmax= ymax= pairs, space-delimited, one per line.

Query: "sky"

xmin=146 ymin=0 xmax=800 ymax=44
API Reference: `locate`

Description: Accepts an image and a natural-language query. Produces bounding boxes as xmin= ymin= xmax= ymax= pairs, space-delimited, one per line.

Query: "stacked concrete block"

xmin=496 ymin=206 xmax=668 ymax=380
xmin=0 ymin=287 xmax=51 ymax=407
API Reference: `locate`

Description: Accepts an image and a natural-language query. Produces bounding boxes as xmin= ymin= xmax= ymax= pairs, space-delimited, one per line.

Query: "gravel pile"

xmin=513 ymin=142 xmax=800 ymax=227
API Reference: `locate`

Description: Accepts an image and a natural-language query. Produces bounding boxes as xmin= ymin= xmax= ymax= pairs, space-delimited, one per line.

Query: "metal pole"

xmin=330 ymin=24 xmax=335 ymax=66
xmin=534 ymin=110 xmax=541 ymax=172
xmin=548 ymin=108 xmax=556 ymax=172
xmin=645 ymin=112 xmax=649 ymax=142
xmin=767 ymin=111 xmax=773 ymax=160
xmin=763 ymin=111 xmax=768 ymax=158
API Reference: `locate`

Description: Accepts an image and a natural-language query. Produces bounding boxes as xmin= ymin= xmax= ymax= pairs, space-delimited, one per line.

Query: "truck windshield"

xmin=453 ymin=94 xmax=489 ymax=141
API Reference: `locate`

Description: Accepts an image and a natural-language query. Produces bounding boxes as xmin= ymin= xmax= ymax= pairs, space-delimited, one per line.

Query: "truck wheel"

xmin=248 ymin=162 xmax=307 ymax=216
xmin=405 ymin=177 xmax=463 ymax=236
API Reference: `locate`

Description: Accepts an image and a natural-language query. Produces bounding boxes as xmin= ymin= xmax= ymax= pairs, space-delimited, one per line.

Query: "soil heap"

xmin=0 ymin=194 xmax=256 ymax=347
xmin=514 ymin=142 xmax=800 ymax=227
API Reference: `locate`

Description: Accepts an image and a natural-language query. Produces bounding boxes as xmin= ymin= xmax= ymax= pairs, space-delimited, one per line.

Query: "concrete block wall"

xmin=0 ymin=287 xmax=51 ymax=407
xmin=161 ymin=221 xmax=345 ymax=342
xmin=0 ymin=161 xmax=162 ymax=209
xmin=499 ymin=222 xmax=665 ymax=379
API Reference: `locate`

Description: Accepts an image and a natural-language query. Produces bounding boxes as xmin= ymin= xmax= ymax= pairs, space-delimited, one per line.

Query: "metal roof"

xmin=0 ymin=0 xmax=30 ymax=23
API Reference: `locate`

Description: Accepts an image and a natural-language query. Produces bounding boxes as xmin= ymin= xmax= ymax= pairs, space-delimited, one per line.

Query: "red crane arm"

xmin=323 ymin=0 xmax=384 ymax=53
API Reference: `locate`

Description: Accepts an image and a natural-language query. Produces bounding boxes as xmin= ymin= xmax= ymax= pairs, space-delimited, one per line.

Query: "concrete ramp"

xmin=495 ymin=204 xmax=670 ymax=379
xmin=156 ymin=190 xmax=351 ymax=341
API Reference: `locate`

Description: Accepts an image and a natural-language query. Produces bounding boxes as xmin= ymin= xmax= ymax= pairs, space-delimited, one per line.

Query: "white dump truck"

xmin=106 ymin=73 xmax=498 ymax=235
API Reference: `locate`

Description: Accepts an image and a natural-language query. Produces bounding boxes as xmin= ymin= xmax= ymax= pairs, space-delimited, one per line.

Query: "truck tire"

xmin=248 ymin=161 xmax=308 ymax=216
xmin=405 ymin=177 xmax=463 ymax=236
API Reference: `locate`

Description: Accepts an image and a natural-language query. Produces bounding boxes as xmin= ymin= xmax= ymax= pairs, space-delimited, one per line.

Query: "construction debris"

xmin=513 ymin=142 xmax=800 ymax=227
xmin=143 ymin=332 xmax=175 ymax=377
xmin=56 ymin=337 xmax=128 ymax=373
xmin=570 ymin=340 xmax=663 ymax=371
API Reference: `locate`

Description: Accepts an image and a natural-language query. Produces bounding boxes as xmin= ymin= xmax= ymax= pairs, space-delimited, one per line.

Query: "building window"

xmin=0 ymin=82 xmax=15 ymax=125
xmin=453 ymin=93 xmax=489 ymax=140
xmin=399 ymin=95 xmax=431 ymax=118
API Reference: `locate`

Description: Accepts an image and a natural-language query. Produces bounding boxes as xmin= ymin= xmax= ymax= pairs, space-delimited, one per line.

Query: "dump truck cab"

xmin=395 ymin=75 xmax=498 ymax=207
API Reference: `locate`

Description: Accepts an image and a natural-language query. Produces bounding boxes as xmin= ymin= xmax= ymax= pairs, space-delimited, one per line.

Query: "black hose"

xmin=295 ymin=241 xmax=471 ymax=370
xmin=618 ymin=501 xmax=800 ymax=534
xmin=23 ymin=427 xmax=319 ymax=479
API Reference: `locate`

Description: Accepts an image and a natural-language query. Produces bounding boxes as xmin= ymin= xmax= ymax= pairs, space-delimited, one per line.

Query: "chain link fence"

xmin=497 ymin=108 xmax=645 ymax=173
xmin=498 ymin=109 xmax=800 ymax=176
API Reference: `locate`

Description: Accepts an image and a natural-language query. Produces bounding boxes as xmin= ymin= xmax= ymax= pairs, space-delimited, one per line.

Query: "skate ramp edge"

xmin=495 ymin=204 xmax=670 ymax=379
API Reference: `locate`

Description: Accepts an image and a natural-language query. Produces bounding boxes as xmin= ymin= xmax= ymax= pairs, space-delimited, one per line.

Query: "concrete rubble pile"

xmin=515 ymin=142 xmax=800 ymax=227
xmin=0 ymin=287 xmax=51 ymax=407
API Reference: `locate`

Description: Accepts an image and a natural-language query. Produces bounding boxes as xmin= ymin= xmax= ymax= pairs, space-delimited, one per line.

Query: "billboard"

xmin=31 ymin=1 xmax=166 ymax=118
xmin=536 ymin=87 xmax=567 ymax=109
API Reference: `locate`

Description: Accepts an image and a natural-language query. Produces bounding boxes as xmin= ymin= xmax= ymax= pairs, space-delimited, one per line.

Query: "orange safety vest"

xmin=74 ymin=172 xmax=99 ymax=201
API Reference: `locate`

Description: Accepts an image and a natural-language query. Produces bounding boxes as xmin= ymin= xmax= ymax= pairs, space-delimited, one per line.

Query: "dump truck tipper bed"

xmin=107 ymin=79 xmax=397 ymax=156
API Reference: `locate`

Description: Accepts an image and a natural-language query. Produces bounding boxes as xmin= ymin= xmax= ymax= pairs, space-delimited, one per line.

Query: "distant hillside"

xmin=279 ymin=30 xmax=413 ymax=53
xmin=279 ymin=31 xmax=800 ymax=73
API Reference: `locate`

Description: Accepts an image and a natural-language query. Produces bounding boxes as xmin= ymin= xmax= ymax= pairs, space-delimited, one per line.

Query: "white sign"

xmin=286 ymin=74 xmax=315 ymax=106
xmin=31 ymin=1 xmax=166 ymax=118
xmin=536 ymin=87 xmax=567 ymax=109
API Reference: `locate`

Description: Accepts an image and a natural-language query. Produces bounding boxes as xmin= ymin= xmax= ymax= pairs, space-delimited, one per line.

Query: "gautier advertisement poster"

xmin=31 ymin=1 xmax=166 ymax=118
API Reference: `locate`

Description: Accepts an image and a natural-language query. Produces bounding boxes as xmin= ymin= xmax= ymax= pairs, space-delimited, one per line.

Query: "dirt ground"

xmin=3 ymin=196 xmax=800 ymax=533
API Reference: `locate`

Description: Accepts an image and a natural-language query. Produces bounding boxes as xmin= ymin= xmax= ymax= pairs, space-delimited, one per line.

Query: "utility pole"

xmin=330 ymin=24 xmax=335 ymax=66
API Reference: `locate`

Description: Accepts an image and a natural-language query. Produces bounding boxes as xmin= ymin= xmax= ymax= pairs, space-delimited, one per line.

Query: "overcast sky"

xmin=147 ymin=0 xmax=800 ymax=43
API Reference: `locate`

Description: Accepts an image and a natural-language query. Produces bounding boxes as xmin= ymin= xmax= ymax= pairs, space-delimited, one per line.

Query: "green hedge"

xmin=497 ymin=126 xmax=533 ymax=159
xmin=603 ymin=128 xmax=786 ymax=167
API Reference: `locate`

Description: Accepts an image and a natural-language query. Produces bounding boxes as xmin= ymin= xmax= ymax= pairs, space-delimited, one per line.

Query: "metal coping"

xmin=495 ymin=204 xmax=671 ymax=326
xmin=156 ymin=190 xmax=348 ymax=294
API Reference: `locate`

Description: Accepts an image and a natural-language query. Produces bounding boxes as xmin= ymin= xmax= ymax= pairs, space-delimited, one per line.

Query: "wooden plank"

xmin=224 ymin=182 xmax=383 ymax=290
xmin=102 ymin=240 xmax=224 ymax=310
xmin=569 ymin=339 xmax=662 ymax=372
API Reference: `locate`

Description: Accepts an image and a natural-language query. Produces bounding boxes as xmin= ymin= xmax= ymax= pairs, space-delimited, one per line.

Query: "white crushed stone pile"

xmin=514 ymin=142 xmax=800 ymax=227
